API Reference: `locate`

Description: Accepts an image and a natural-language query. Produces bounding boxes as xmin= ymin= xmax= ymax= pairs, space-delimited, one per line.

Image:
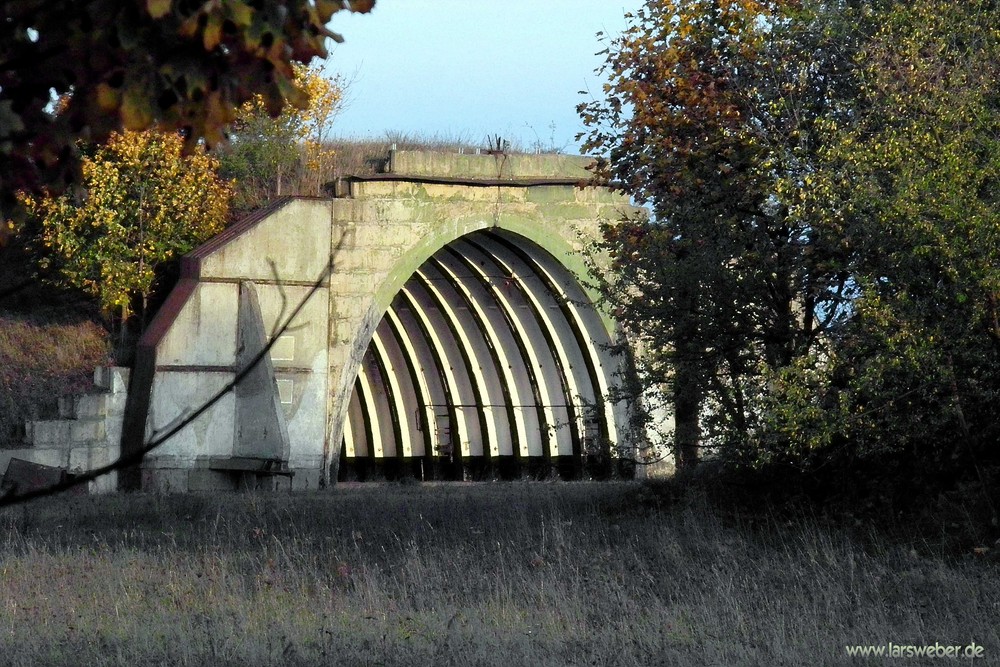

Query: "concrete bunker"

xmin=119 ymin=150 xmax=642 ymax=491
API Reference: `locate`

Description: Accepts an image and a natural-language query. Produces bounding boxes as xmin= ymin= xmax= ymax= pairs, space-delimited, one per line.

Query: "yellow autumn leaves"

xmin=220 ymin=63 xmax=343 ymax=213
xmin=22 ymin=62 xmax=342 ymax=321
xmin=236 ymin=63 xmax=342 ymax=189
xmin=290 ymin=62 xmax=342 ymax=188
xmin=23 ymin=131 xmax=230 ymax=320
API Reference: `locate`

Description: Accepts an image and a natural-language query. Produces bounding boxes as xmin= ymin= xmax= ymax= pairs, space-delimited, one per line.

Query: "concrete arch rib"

xmin=351 ymin=375 xmax=377 ymax=465
xmin=429 ymin=251 xmax=536 ymax=462
xmin=378 ymin=314 xmax=434 ymax=462
xmin=455 ymin=238 xmax=592 ymax=463
xmin=449 ymin=241 xmax=570 ymax=460
xmin=486 ymin=231 xmax=628 ymax=459
xmin=398 ymin=285 xmax=479 ymax=473
xmin=438 ymin=245 xmax=559 ymax=462
xmin=357 ymin=352 xmax=391 ymax=459
xmin=414 ymin=264 xmax=511 ymax=461
xmin=340 ymin=227 xmax=630 ymax=481
xmin=370 ymin=327 xmax=417 ymax=459
xmin=388 ymin=301 xmax=465 ymax=478
xmin=344 ymin=378 xmax=366 ymax=458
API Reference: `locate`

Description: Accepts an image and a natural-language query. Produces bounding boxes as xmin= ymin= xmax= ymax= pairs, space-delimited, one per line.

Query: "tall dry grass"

xmin=0 ymin=482 xmax=996 ymax=666
xmin=0 ymin=311 xmax=109 ymax=447
xmin=326 ymin=130 xmax=565 ymax=181
xmin=327 ymin=132 xmax=486 ymax=181
xmin=1 ymin=241 xmax=111 ymax=447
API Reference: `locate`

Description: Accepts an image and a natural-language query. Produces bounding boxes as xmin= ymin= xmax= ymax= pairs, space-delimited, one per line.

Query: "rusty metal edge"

xmin=117 ymin=197 xmax=324 ymax=489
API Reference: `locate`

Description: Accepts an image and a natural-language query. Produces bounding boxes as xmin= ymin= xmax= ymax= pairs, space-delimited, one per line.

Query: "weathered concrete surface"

xmin=1 ymin=366 xmax=129 ymax=493
xmin=233 ymin=281 xmax=291 ymax=461
xmin=128 ymin=150 xmax=654 ymax=490
xmin=388 ymin=151 xmax=594 ymax=180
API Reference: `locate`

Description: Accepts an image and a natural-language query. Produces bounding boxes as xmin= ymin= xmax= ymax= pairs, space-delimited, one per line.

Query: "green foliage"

xmin=787 ymin=0 xmax=1000 ymax=467
xmin=0 ymin=0 xmax=374 ymax=217
xmin=218 ymin=63 xmax=343 ymax=216
xmin=579 ymin=0 xmax=859 ymax=467
xmin=218 ymin=98 xmax=302 ymax=215
xmin=22 ymin=130 xmax=230 ymax=321
xmin=584 ymin=0 xmax=1000 ymax=478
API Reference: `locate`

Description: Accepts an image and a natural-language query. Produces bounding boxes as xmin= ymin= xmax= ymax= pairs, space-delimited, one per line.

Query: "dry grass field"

xmin=0 ymin=482 xmax=996 ymax=666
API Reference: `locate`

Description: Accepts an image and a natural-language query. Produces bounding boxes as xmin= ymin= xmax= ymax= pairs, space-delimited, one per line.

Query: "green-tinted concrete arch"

xmin=340 ymin=229 xmax=626 ymax=481
xmin=123 ymin=150 xmax=647 ymax=492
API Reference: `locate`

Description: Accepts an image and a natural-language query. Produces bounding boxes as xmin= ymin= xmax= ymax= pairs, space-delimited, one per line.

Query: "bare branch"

xmin=0 ymin=245 xmax=341 ymax=507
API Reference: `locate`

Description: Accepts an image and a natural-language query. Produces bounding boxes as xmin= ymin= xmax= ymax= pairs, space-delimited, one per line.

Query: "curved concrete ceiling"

xmin=340 ymin=229 xmax=626 ymax=482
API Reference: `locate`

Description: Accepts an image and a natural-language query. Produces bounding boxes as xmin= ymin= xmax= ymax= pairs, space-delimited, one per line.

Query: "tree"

xmin=218 ymin=62 xmax=343 ymax=216
xmin=579 ymin=0 xmax=860 ymax=468
xmin=0 ymin=0 xmax=375 ymax=217
xmin=584 ymin=0 xmax=1000 ymax=488
xmin=21 ymin=129 xmax=230 ymax=326
xmin=778 ymin=0 xmax=1000 ymax=473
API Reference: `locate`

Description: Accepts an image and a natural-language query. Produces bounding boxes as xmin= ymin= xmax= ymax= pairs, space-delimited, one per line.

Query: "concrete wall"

xmin=2 ymin=367 xmax=128 ymax=494
xmin=136 ymin=150 xmax=644 ymax=490
xmin=146 ymin=198 xmax=332 ymax=490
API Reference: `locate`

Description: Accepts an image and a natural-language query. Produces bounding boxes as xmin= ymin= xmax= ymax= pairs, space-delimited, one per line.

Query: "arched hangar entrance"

xmin=124 ymin=150 xmax=643 ymax=491
xmin=341 ymin=229 xmax=621 ymax=481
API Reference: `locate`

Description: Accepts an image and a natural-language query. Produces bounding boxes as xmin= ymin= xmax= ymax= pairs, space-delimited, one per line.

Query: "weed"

xmin=0 ymin=483 xmax=995 ymax=666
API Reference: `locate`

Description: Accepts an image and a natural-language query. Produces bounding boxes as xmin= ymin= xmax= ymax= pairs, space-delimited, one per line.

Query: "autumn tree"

xmin=0 ymin=0 xmax=374 ymax=218
xmin=579 ymin=0 xmax=861 ymax=468
xmin=767 ymin=0 xmax=1000 ymax=474
xmin=219 ymin=62 xmax=343 ymax=216
xmin=22 ymin=130 xmax=230 ymax=328
xmin=584 ymin=0 xmax=1000 ymax=487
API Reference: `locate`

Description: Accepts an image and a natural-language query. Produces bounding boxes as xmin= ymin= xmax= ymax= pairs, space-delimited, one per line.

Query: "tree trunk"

xmin=673 ymin=359 xmax=702 ymax=470
xmin=673 ymin=282 xmax=702 ymax=470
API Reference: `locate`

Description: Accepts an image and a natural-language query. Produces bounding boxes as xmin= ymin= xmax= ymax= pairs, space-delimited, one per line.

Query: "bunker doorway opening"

xmin=337 ymin=229 xmax=629 ymax=482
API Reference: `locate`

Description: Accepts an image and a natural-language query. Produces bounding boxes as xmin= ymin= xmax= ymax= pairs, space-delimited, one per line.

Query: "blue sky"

xmin=324 ymin=1 xmax=639 ymax=154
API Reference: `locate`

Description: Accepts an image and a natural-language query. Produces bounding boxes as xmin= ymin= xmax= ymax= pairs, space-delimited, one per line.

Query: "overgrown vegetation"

xmin=218 ymin=63 xmax=344 ymax=218
xmin=328 ymin=132 xmax=482 ymax=177
xmin=21 ymin=129 xmax=231 ymax=325
xmin=0 ymin=311 xmax=108 ymax=448
xmin=0 ymin=239 xmax=110 ymax=447
xmin=580 ymin=0 xmax=1000 ymax=490
xmin=0 ymin=483 xmax=995 ymax=666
